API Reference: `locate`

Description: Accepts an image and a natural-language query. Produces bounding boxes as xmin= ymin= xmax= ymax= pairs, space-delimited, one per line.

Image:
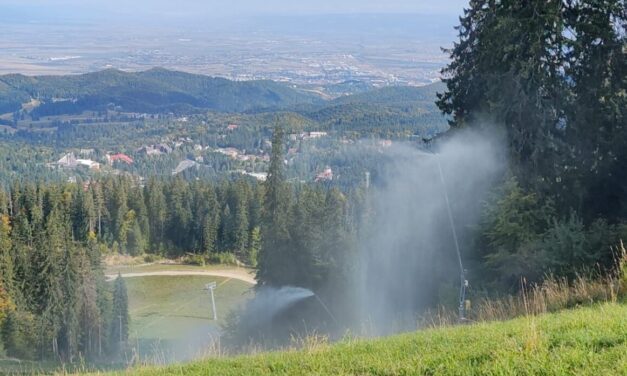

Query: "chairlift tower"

xmin=205 ymin=282 xmax=218 ymax=320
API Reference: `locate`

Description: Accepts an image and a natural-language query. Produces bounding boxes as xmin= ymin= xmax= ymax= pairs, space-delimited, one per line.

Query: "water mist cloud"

xmin=355 ymin=129 xmax=505 ymax=334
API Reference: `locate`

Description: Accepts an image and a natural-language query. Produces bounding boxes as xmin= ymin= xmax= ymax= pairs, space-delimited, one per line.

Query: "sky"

xmin=1 ymin=0 xmax=468 ymax=22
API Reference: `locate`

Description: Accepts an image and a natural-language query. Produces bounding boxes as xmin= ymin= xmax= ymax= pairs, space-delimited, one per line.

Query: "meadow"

xmin=111 ymin=303 xmax=627 ymax=375
xmin=124 ymin=275 xmax=253 ymax=364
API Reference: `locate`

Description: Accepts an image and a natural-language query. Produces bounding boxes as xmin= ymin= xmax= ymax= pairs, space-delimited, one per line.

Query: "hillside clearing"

xmin=108 ymin=303 xmax=627 ymax=375
xmin=124 ymin=275 xmax=253 ymax=363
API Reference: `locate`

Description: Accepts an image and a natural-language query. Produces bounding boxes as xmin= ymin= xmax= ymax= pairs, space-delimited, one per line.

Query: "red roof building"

xmin=108 ymin=153 xmax=134 ymax=165
xmin=315 ymin=167 xmax=333 ymax=182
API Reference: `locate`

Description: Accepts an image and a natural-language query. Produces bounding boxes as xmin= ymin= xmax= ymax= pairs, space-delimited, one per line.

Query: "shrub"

xmin=182 ymin=254 xmax=205 ymax=266
xmin=1 ymin=310 xmax=37 ymax=360
xmin=424 ymin=243 xmax=627 ymax=326
xmin=143 ymin=253 xmax=162 ymax=263
xmin=207 ymin=252 xmax=240 ymax=266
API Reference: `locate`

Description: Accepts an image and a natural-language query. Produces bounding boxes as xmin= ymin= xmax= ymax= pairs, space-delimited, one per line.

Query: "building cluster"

xmin=215 ymin=147 xmax=270 ymax=162
xmin=315 ymin=167 xmax=334 ymax=182
xmin=53 ymin=153 xmax=101 ymax=170
xmin=51 ymin=151 xmax=135 ymax=171
xmin=234 ymin=170 xmax=268 ymax=181
xmin=136 ymin=143 xmax=173 ymax=156
xmin=289 ymin=131 xmax=329 ymax=141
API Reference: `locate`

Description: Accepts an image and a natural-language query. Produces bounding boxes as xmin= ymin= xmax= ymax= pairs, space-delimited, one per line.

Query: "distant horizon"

xmin=0 ymin=8 xmax=464 ymax=28
xmin=0 ymin=66 xmax=447 ymax=85
xmin=1 ymin=1 xmax=467 ymax=20
xmin=0 ymin=4 xmax=459 ymax=82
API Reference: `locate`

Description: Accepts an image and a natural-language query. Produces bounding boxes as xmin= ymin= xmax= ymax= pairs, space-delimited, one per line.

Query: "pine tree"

xmin=438 ymin=0 xmax=568 ymax=187
xmin=109 ymin=275 xmax=129 ymax=356
xmin=203 ymin=212 xmax=219 ymax=255
xmin=233 ymin=182 xmax=250 ymax=256
xmin=126 ymin=219 xmax=146 ymax=256
xmin=145 ymin=179 xmax=167 ymax=251
xmin=563 ymin=0 xmax=627 ymax=220
xmin=0 ymin=214 xmax=15 ymax=296
xmin=220 ymin=203 xmax=233 ymax=250
xmin=202 ymin=186 xmax=220 ymax=255
xmin=33 ymin=208 xmax=64 ymax=358
xmin=248 ymin=227 xmax=261 ymax=268
xmin=76 ymin=249 xmax=101 ymax=360
xmin=257 ymin=125 xmax=292 ymax=286
xmin=57 ymin=244 xmax=80 ymax=362
xmin=437 ymin=0 xmax=494 ymax=127
xmin=91 ymin=183 xmax=106 ymax=238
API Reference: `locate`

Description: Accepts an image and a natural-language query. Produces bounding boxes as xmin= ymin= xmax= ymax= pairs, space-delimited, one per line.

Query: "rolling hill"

xmin=300 ymin=82 xmax=449 ymax=134
xmin=0 ymin=68 xmax=324 ymax=115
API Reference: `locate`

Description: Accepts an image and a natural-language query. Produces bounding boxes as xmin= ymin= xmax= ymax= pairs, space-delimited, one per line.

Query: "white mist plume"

xmin=354 ymin=129 xmax=505 ymax=334
xmin=240 ymin=286 xmax=315 ymax=325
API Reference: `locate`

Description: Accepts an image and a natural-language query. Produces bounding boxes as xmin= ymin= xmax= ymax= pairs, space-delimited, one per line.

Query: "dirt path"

xmin=106 ymin=269 xmax=257 ymax=285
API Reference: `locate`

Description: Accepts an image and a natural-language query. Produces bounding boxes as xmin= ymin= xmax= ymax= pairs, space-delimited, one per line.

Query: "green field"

xmin=111 ymin=303 xmax=627 ymax=375
xmin=125 ymin=275 xmax=253 ymax=364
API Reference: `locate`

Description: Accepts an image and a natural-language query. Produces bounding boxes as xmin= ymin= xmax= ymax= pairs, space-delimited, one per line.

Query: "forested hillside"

xmin=0 ymin=183 xmax=131 ymax=363
xmin=436 ymin=0 xmax=626 ymax=288
xmin=0 ymin=68 xmax=323 ymax=115
xmin=0 ymin=0 xmax=625 ymax=371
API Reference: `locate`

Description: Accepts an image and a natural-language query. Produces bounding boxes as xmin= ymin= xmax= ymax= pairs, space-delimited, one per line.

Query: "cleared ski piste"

xmin=105 ymin=264 xmax=256 ymax=363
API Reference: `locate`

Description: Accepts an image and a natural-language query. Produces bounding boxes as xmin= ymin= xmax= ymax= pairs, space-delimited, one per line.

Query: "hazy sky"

xmin=2 ymin=0 xmax=468 ymax=20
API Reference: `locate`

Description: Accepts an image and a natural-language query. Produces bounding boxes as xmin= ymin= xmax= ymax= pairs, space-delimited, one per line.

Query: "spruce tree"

xmin=109 ymin=275 xmax=129 ymax=356
xmin=257 ymin=125 xmax=292 ymax=286
xmin=57 ymin=244 xmax=80 ymax=362
xmin=145 ymin=179 xmax=167 ymax=251
xmin=0 ymin=214 xmax=15 ymax=296
xmin=563 ymin=0 xmax=627 ymax=220
xmin=438 ymin=0 xmax=568 ymax=187
xmin=233 ymin=182 xmax=250 ymax=257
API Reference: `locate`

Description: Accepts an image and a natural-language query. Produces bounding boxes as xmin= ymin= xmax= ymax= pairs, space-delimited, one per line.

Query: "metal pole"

xmin=209 ymin=287 xmax=217 ymax=321
xmin=206 ymin=282 xmax=218 ymax=320
xmin=434 ymin=154 xmax=467 ymax=321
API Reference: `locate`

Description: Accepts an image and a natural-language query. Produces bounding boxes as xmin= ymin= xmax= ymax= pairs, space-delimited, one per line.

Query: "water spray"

xmin=430 ymin=151 xmax=468 ymax=322
xmin=312 ymin=294 xmax=339 ymax=326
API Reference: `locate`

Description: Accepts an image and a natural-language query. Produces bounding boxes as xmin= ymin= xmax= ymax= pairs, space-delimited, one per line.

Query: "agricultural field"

xmin=112 ymin=303 xmax=627 ymax=375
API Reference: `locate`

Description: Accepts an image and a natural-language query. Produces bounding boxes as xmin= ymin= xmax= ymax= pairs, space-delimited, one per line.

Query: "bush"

xmin=143 ymin=253 xmax=162 ymax=263
xmin=182 ymin=254 xmax=206 ymax=266
xmin=1 ymin=310 xmax=37 ymax=360
xmin=207 ymin=252 xmax=240 ymax=266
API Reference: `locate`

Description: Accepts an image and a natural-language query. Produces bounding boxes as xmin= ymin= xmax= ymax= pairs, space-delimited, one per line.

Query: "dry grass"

xmin=422 ymin=242 xmax=627 ymax=326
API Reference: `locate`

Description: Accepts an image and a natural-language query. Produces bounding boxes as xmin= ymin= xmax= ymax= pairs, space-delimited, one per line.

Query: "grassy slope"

xmin=122 ymin=275 xmax=253 ymax=365
xmin=115 ymin=303 xmax=627 ymax=376
xmin=126 ymin=275 xmax=252 ymax=340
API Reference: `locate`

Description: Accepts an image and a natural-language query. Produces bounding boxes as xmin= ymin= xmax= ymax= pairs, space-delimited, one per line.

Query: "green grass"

xmin=111 ymin=303 xmax=627 ymax=375
xmin=125 ymin=275 xmax=253 ymax=363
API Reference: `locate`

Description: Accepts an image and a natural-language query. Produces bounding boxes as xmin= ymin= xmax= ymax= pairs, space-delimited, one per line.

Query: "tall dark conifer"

xmin=257 ymin=125 xmax=292 ymax=286
xmin=109 ymin=275 xmax=129 ymax=355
